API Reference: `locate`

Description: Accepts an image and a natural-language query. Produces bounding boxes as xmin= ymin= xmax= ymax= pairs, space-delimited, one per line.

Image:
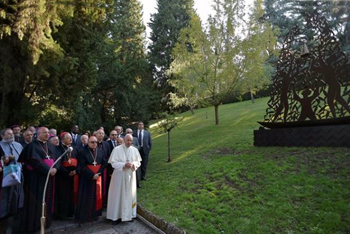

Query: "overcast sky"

xmin=139 ymin=0 xmax=254 ymax=40
xmin=140 ymin=0 xmax=215 ymax=27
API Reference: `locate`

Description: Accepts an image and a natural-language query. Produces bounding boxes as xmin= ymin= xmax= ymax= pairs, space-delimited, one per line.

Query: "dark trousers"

xmin=139 ymin=148 xmax=149 ymax=180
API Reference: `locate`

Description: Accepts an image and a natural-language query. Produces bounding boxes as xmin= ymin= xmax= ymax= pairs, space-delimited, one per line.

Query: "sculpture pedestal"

xmin=254 ymin=124 xmax=350 ymax=147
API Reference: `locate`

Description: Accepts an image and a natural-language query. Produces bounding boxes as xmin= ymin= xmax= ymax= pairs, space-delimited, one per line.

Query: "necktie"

xmin=138 ymin=131 xmax=141 ymax=145
xmin=9 ymin=144 xmax=13 ymax=155
xmin=113 ymin=141 xmax=116 ymax=147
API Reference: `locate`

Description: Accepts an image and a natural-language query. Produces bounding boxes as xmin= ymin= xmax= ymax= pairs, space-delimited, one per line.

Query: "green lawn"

xmin=138 ymin=97 xmax=350 ymax=234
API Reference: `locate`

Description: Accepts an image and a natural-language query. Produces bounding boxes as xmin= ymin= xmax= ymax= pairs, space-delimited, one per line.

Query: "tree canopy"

xmin=0 ymin=0 xmax=348 ymax=129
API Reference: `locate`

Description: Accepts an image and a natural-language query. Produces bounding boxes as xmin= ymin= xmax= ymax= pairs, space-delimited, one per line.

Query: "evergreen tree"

xmin=0 ymin=0 xmax=112 ymax=128
xmin=264 ymin=0 xmax=350 ymax=54
xmin=88 ymin=0 xmax=152 ymax=128
xmin=148 ymin=0 xmax=194 ymax=110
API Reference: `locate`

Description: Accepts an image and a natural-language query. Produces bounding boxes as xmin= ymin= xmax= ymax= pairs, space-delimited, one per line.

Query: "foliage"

xmin=85 ymin=0 xmax=153 ymax=128
xmin=157 ymin=112 xmax=184 ymax=133
xmin=0 ymin=0 xmax=154 ymax=130
xmin=0 ymin=0 xmax=110 ymax=128
xmin=147 ymin=0 xmax=195 ymax=111
xmin=168 ymin=0 xmax=277 ymax=125
xmin=156 ymin=112 xmax=184 ymax=162
xmin=139 ymin=97 xmax=350 ymax=234
xmin=264 ymin=0 xmax=350 ymax=55
xmin=241 ymin=0 xmax=278 ymax=94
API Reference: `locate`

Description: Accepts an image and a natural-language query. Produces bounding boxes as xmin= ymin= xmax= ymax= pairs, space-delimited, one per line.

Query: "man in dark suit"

xmin=125 ymin=128 xmax=139 ymax=149
xmin=108 ymin=130 xmax=118 ymax=150
xmin=114 ymin=126 xmax=124 ymax=138
xmin=70 ymin=125 xmax=81 ymax=147
xmin=76 ymin=134 xmax=88 ymax=153
xmin=133 ymin=121 xmax=152 ymax=181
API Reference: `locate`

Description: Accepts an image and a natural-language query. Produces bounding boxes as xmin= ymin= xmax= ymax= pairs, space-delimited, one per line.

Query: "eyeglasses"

xmin=126 ymin=132 xmax=132 ymax=134
xmin=89 ymin=141 xmax=98 ymax=144
xmin=111 ymin=134 xmax=117 ymax=136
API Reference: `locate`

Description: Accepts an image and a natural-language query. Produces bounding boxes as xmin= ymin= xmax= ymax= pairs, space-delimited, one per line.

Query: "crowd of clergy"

xmin=0 ymin=122 xmax=152 ymax=233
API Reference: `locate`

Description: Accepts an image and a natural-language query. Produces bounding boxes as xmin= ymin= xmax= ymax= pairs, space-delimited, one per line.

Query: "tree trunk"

xmin=250 ymin=91 xmax=255 ymax=103
xmin=214 ymin=104 xmax=219 ymax=125
xmin=0 ymin=92 xmax=9 ymax=128
xmin=190 ymin=107 xmax=194 ymax=114
xmin=167 ymin=130 xmax=171 ymax=162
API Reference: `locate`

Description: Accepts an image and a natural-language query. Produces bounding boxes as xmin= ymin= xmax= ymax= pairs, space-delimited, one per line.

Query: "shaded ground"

xmin=52 ymin=217 xmax=158 ymax=234
xmin=0 ymin=215 xmax=159 ymax=234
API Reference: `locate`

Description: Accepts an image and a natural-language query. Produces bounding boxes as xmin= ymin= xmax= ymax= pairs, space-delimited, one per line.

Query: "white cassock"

xmin=106 ymin=144 xmax=142 ymax=221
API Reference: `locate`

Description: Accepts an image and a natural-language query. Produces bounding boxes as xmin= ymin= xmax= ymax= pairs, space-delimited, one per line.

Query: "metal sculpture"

xmin=261 ymin=12 xmax=350 ymax=128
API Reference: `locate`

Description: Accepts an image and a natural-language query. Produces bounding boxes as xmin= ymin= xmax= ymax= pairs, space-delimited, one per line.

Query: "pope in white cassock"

xmin=107 ymin=134 xmax=142 ymax=222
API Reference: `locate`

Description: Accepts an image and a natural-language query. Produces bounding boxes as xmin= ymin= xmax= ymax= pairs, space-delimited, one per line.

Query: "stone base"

xmin=254 ymin=124 xmax=350 ymax=147
xmin=137 ymin=204 xmax=186 ymax=234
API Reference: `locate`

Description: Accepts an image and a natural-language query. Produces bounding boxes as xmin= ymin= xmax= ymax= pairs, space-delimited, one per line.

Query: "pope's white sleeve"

xmin=111 ymin=161 xmax=125 ymax=171
xmin=133 ymin=161 xmax=141 ymax=170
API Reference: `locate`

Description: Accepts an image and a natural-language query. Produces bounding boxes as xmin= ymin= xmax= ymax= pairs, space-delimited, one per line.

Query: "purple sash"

xmin=43 ymin=159 xmax=54 ymax=167
xmin=27 ymin=159 xmax=55 ymax=171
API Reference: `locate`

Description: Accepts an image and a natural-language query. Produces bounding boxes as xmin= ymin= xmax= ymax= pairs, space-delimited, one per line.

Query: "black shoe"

xmin=113 ymin=219 xmax=121 ymax=225
xmin=141 ymin=178 xmax=147 ymax=181
xmin=137 ymin=184 xmax=142 ymax=188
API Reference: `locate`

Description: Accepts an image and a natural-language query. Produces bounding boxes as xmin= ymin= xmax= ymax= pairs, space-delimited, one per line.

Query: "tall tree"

xmin=169 ymin=0 xmax=276 ymax=125
xmin=0 ymin=0 xmax=112 ymax=128
xmin=86 ymin=0 xmax=152 ymax=128
xmin=240 ymin=0 xmax=278 ymax=101
xmin=167 ymin=12 xmax=206 ymax=114
xmin=0 ymin=0 xmax=70 ymax=127
xmin=264 ymin=0 xmax=350 ymax=54
xmin=148 ymin=0 xmax=195 ymax=110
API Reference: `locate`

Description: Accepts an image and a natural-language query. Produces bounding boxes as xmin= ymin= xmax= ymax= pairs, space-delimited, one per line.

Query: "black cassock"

xmin=0 ymin=165 xmax=2 ymax=210
xmin=18 ymin=140 xmax=59 ymax=233
xmin=55 ymin=144 xmax=79 ymax=219
xmin=75 ymin=147 xmax=106 ymax=222
xmin=97 ymin=141 xmax=112 ymax=207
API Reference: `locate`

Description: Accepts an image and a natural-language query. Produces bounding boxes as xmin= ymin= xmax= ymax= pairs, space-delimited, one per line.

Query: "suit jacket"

xmin=133 ymin=130 xmax=151 ymax=155
xmin=108 ymin=140 xmax=118 ymax=150
xmin=132 ymin=137 xmax=139 ymax=150
xmin=76 ymin=143 xmax=87 ymax=154
xmin=71 ymin=133 xmax=81 ymax=147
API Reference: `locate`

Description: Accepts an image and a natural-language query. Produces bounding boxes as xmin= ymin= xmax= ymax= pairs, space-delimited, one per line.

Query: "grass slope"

xmin=138 ymin=97 xmax=350 ymax=234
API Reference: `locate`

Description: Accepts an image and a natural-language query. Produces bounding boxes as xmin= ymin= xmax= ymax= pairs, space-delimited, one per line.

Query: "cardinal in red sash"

xmin=55 ymin=132 xmax=79 ymax=219
xmin=75 ymin=136 xmax=107 ymax=223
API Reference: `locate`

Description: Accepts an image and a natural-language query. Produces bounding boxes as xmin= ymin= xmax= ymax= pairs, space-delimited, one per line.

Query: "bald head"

xmin=117 ymin=137 xmax=124 ymax=146
xmin=28 ymin=126 xmax=36 ymax=133
xmin=81 ymin=134 xmax=88 ymax=145
xmin=62 ymin=132 xmax=72 ymax=145
xmin=114 ymin=126 xmax=123 ymax=134
xmin=88 ymin=136 xmax=98 ymax=149
xmin=37 ymin=127 xmax=50 ymax=142
xmin=110 ymin=130 xmax=118 ymax=141
xmin=125 ymin=128 xmax=133 ymax=135
xmin=94 ymin=129 xmax=105 ymax=142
